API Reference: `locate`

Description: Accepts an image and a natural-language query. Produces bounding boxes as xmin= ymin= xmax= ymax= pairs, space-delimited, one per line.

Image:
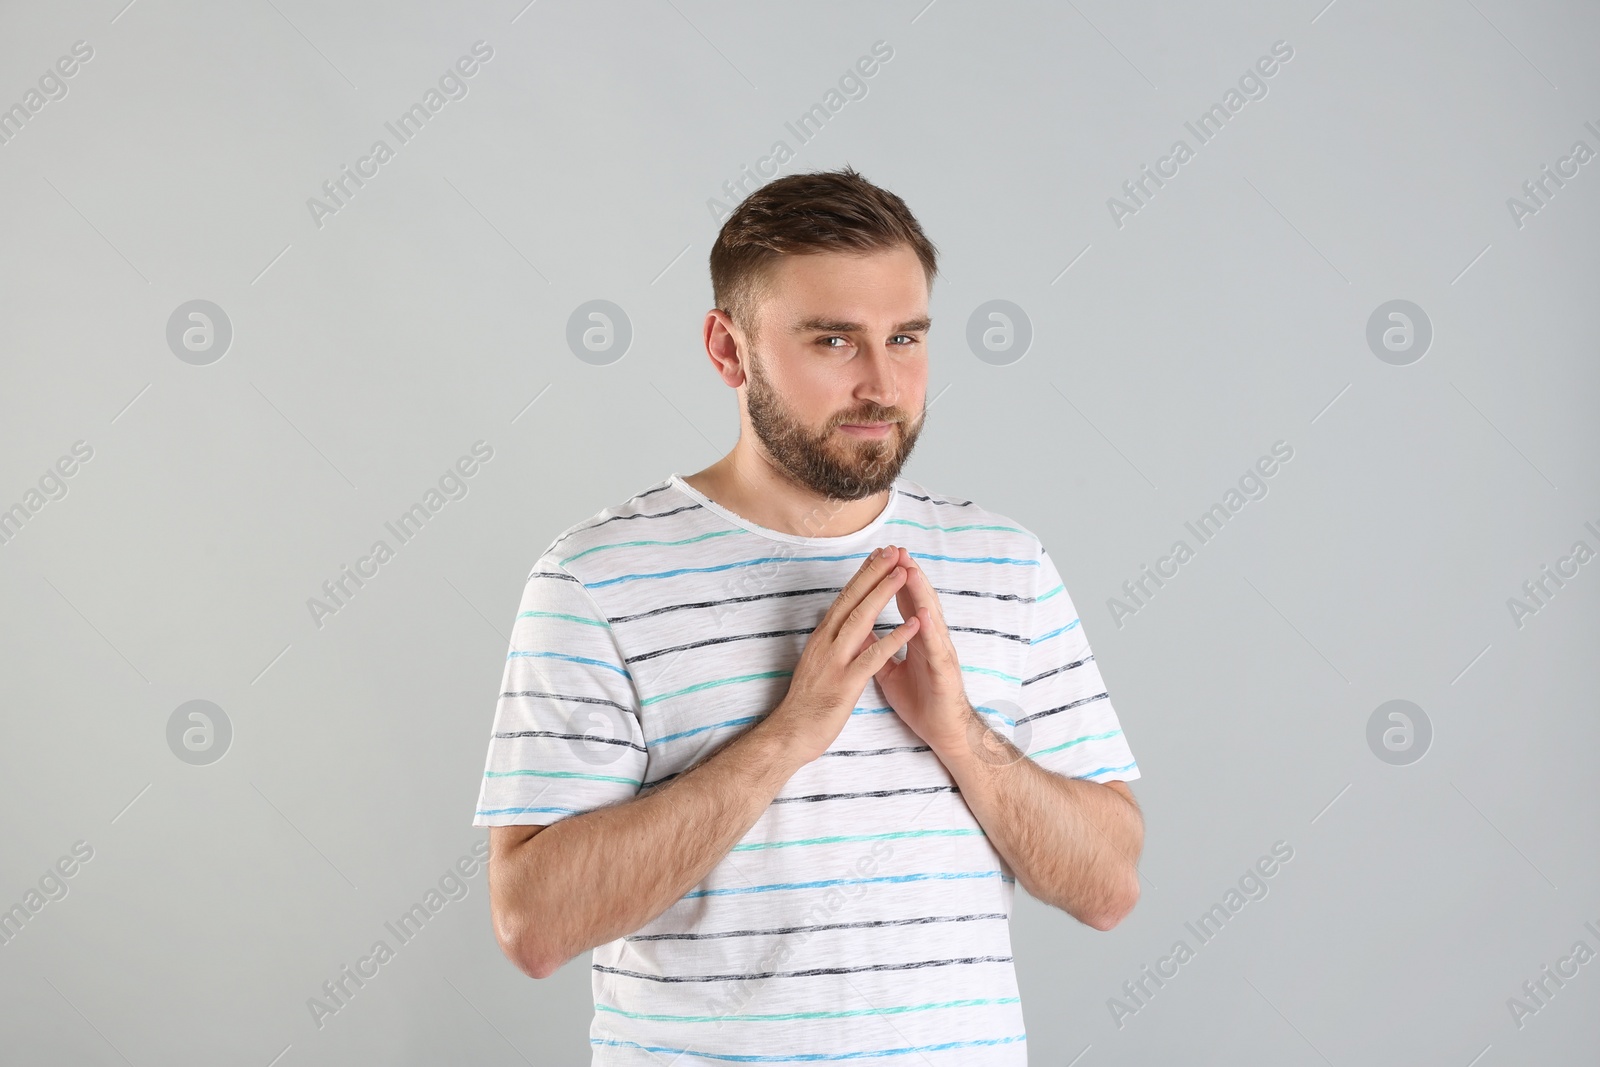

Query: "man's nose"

xmin=855 ymin=344 xmax=899 ymax=409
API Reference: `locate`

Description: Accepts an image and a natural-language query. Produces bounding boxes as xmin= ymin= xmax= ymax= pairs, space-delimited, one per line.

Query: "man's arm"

xmin=933 ymin=706 xmax=1144 ymax=930
xmin=489 ymin=713 xmax=810 ymax=978
xmin=487 ymin=545 xmax=921 ymax=979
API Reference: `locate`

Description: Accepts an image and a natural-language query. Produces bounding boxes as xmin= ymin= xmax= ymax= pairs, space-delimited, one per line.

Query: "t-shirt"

xmin=472 ymin=472 xmax=1141 ymax=1065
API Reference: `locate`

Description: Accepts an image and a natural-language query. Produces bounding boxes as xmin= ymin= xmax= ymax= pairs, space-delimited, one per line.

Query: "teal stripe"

xmin=961 ymin=664 xmax=1020 ymax=683
xmin=883 ymin=518 xmax=1026 ymax=534
xmin=685 ymin=869 xmax=1002 ymax=900
xmin=595 ymin=995 xmax=1020 ymax=1024
xmin=643 ymin=669 xmax=1010 ymax=711
xmin=559 ymin=528 xmax=743 ymax=566
xmin=1038 ymin=582 xmax=1064 ymax=603
xmin=912 ymin=552 xmax=1035 ymax=566
xmin=1028 ymin=729 xmax=1123 ymax=759
xmin=731 ymin=828 xmax=985 ymax=852
xmin=641 ymin=670 xmax=791 ymax=707
xmin=485 ymin=768 xmax=643 ymax=786
xmin=651 ymin=707 xmax=917 ymax=749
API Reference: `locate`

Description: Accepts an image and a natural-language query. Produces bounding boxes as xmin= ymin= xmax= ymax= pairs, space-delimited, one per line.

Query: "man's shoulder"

xmin=532 ymin=475 xmax=702 ymax=579
xmin=893 ymin=477 xmax=1043 ymax=554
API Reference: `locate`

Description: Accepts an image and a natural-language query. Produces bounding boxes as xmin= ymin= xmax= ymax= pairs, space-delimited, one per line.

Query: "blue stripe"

xmin=484 ymin=768 xmax=643 ymax=786
xmin=507 ymin=649 xmax=632 ymax=678
xmin=651 ymin=714 xmax=763 ymax=746
xmin=1075 ymin=760 xmax=1139 ymax=779
xmin=1032 ymin=618 xmax=1081 ymax=643
xmin=475 ymin=805 xmax=580 ymax=817
xmin=972 ymin=704 xmax=1017 ymax=727
xmin=591 ymin=1034 xmax=1028 ymax=1062
xmin=585 ymin=551 xmax=1037 ymax=590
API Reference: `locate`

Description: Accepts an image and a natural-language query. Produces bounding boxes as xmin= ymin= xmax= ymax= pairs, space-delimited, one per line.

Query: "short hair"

xmin=709 ymin=165 xmax=939 ymax=342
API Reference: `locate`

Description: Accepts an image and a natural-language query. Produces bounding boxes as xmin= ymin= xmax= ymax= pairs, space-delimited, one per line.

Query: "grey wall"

xmin=2 ymin=1 xmax=1596 ymax=1064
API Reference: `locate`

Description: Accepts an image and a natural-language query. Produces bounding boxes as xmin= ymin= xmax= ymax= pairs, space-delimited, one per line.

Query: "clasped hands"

xmin=864 ymin=544 xmax=983 ymax=756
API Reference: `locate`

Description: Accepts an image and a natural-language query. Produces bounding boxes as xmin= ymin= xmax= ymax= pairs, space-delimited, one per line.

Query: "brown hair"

xmin=709 ymin=165 xmax=939 ymax=342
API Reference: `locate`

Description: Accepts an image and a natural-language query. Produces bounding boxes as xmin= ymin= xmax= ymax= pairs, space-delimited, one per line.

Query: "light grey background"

xmin=2 ymin=1 xmax=1596 ymax=1064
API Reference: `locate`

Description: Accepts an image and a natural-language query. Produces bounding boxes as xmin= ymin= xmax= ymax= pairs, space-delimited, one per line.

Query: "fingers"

xmin=819 ymin=546 xmax=903 ymax=641
xmin=835 ymin=563 xmax=909 ymax=654
xmin=853 ymin=613 xmax=920 ymax=673
xmin=898 ymin=554 xmax=940 ymax=628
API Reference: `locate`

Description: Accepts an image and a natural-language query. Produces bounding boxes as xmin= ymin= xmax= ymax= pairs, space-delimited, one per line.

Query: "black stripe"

xmin=526 ymin=569 xmax=581 ymax=584
xmin=549 ymin=499 xmax=705 ymax=551
xmin=640 ymin=778 xmax=961 ymax=798
xmin=624 ymin=619 xmax=1022 ymax=664
xmin=610 ymin=585 xmax=1041 ymax=632
xmin=933 ymin=586 xmax=1040 ymax=605
xmin=563 ymin=502 xmax=707 ymax=537
xmin=610 ymin=586 xmax=838 ymax=625
xmin=1014 ymin=691 xmax=1110 ymax=726
xmin=944 ymin=623 xmax=1030 ymax=645
xmin=895 ymin=488 xmax=974 ymax=508
xmin=492 ymin=729 xmax=646 ymax=754
xmin=770 ymin=785 xmax=960 ymax=804
xmin=594 ymin=954 xmax=1014 ymax=984
xmin=627 ymin=912 xmax=1007 ymax=942
xmin=821 ymin=744 xmax=932 ymax=757
xmin=626 ymin=626 xmax=815 ymax=665
xmin=500 ymin=690 xmax=634 ymax=714
xmin=1022 ymin=653 xmax=1095 ymax=686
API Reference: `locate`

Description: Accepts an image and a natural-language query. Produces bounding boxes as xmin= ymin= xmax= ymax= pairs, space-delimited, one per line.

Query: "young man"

xmin=473 ymin=167 xmax=1144 ymax=1064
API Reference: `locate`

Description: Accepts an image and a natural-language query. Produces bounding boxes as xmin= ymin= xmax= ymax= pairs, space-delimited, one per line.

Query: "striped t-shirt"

xmin=472 ymin=472 xmax=1141 ymax=1065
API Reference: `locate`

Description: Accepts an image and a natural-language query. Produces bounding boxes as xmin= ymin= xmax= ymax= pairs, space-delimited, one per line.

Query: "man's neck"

xmin=681 ymin=453 xmax=893 ymax=539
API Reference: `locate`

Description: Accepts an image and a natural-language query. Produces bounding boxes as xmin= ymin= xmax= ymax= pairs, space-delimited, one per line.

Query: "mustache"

xmin=834 ymin=408 xmax=908 ymax=425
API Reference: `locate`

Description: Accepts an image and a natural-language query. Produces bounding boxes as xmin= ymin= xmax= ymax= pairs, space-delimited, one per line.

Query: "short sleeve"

xmin=472 ymin=556 xmax=648 ymax=827
xmin=1016 ymin=543 xmax=1141 ymax=783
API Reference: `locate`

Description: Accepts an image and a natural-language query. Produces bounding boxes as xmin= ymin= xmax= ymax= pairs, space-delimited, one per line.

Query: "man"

xmin=473 ymin=166 xmax=1144 ymax=1064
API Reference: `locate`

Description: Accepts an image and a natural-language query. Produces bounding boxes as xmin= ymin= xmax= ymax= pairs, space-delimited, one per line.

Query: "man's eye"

xmin=820 ymin=335 xmax=919 ymax=348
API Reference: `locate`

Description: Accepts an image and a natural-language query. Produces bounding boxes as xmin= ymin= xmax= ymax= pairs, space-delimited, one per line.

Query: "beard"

xmin=744 ymin=349 xmax=925 ymax=501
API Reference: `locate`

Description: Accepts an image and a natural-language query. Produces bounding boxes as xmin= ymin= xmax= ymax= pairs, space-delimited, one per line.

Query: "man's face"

xmin=739 ymin=244 xmax=930 ymax=501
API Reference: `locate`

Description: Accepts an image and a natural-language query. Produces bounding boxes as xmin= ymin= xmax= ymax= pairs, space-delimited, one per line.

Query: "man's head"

xmin=706 ymin=167 xmax=939 ymax=501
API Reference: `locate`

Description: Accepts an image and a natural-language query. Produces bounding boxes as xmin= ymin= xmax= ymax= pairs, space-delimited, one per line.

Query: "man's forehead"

xmin=755 ymin=247 xmax=931 ymax=335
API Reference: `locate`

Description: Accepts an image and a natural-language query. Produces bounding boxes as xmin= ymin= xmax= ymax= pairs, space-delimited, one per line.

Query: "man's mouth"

xmin=837 ymin=422 xmax=895 ymax=438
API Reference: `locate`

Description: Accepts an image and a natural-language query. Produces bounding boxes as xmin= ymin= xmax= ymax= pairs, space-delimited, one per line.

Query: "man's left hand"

xmin=871 ymin=546 xmax=976 ymax=753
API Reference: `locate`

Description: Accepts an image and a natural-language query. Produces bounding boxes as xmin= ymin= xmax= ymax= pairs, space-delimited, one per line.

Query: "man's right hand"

xmin=770 ymin=544 xmax=921 ymax=763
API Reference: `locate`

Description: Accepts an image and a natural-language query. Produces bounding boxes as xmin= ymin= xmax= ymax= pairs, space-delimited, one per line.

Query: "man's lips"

xmin=837 ymin=422 xmax=895 ymax=437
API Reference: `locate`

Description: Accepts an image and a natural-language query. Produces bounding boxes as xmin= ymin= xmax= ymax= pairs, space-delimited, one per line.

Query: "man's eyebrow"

xmin=791 ymin=316 xmax=932 ymax=334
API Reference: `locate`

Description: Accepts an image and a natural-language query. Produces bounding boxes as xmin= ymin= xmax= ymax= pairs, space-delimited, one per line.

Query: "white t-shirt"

xmin=473 ymin=473 xmax=1141 ymax=1065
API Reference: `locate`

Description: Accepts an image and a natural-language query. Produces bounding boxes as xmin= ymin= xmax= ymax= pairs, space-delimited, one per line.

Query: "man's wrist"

xmin=927 ymin=698 xmax=989 ymax=765
xmin=744 ymin=708 xmax=817 ymax=779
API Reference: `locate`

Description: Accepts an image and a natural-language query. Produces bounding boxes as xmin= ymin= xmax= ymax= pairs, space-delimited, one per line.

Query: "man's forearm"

xmin=934 ymin=705 xmax=1144 ymax=930
xmin=496 ymin=715 xmax=808 ymax=977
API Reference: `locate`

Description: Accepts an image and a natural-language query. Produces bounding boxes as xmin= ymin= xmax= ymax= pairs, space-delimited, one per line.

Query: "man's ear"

xmin=703 ymin=309 xmax=748 ymax=387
